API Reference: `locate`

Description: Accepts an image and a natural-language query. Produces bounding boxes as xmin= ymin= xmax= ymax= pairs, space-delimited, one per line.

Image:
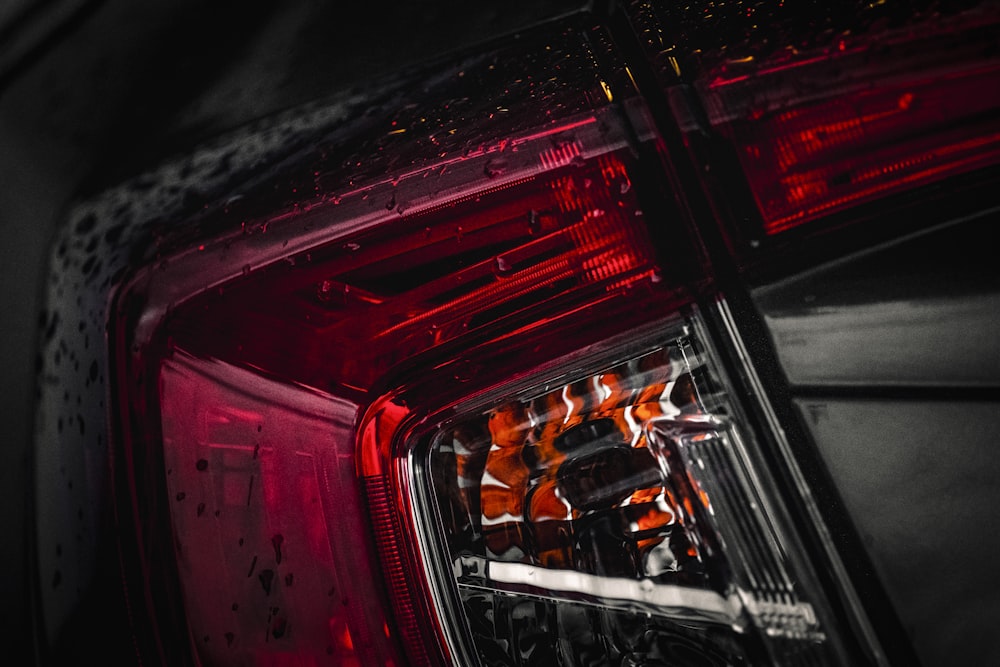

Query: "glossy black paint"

xmin=755 ymin=213 xmax=1000 ymax=665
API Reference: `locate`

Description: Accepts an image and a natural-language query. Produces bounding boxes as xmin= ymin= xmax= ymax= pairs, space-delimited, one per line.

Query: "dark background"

xmin=0 ymin=0 xmax=580 ymax=654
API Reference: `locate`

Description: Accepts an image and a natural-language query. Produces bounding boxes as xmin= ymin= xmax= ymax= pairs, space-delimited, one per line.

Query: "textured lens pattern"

xmin=436 ymin=344 xmax=709 ymax=580
xmin=424 ymin=320 xmax=834 ymax=665
xmin=427 ymin=333 xmax=762 ymax=665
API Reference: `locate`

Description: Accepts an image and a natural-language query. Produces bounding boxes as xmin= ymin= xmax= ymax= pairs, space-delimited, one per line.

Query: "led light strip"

xmin=470 ymin=557 xmax=740 ymax=625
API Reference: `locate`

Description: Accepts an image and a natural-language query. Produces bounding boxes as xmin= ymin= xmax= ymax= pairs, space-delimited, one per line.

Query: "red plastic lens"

xmin=697 ymin=10 xmax=1000 ymax=235
xmin=165 ymin=144 xmax=657 ymax=395
xmin=157 ymin=351 xmax=399 ymax=666
xmin=115 ymin=95 xmax=679 ymax=664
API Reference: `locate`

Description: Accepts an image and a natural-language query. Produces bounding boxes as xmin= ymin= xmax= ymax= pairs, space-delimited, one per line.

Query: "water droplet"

xmin=493 ymin=255 xmax=512 ymax=276
xmin=342 ymin=242 xmax=361 ymax=252
xmin=316 ymin=280 xmax=336 ymax=302
xmin=452 ymin=358 xmax=480 ymax=383
xmin=259 ymin=569 xmax=275 ymax=595
xmin=483 ymin=158 xmax=507 ymax=179
xmin=271 ymin=616 xmax=288 ymax=639
xmin=197 ymin=502 xmax=206 ymax=517
xmin=176 ymin=492 xmax=186 ymax=501
xmin=225 ymin=632 xmax=235 ymax=648
xmin=527 ymin=209 xmax=541 ymax=235
xmin=196 ymin=459 xmax=208 ymax=471
xmin=241 ymin=264 xmax=251 ymax=276
xmin=284 ymin=573 xmax=294 ymax=586
xmin=271 ymin=534 xmax=284 ymax=564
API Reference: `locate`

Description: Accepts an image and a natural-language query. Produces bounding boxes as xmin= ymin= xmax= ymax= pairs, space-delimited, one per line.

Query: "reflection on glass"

xmin=426 ymin=327 xmax=831 ymax=666
xmin=436 ymin=345 xmax=708 ymax=579
xmin=428 ymin=339 xmax=757 ymax=665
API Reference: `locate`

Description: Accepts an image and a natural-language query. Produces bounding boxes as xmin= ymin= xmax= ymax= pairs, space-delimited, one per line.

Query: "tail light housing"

xmin=42 ymin=3 xmax=998 ymax=665
xmin=696 ymin=6 xmax=1000 ymax=236
xmin=112 ymin=94 xmax=861 ymax=666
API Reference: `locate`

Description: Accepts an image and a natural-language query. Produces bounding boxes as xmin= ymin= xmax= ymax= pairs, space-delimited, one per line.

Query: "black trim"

xmin=709 ymin=288 xmax=924 ymax=667
xmin=790 ymin=384 xmax=1000 ymax=402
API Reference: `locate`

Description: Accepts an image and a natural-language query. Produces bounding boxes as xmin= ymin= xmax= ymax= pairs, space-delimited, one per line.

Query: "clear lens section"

xmin=422 ymin=318 xmax=831 ymax=665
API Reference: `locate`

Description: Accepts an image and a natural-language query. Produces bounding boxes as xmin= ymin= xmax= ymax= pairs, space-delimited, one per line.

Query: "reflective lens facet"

xmin=421 ymin=318 xmax=832 ymax=665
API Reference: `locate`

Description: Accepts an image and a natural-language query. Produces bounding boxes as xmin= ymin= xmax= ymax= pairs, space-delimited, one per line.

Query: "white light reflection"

xmin=561 ymin=385 xmax=574 ymax=424
xmin=480 ymin=467 xmax=511 ymax=490
xmin=623 ymin=405 xmax=642 ymax=447
xmin=480 ymin=511 xmax=524 ymax=526
xmin=659 ymin=379 xmax=682 ymax=418
xmin=480 ymin=559 xmax=741 ymax=626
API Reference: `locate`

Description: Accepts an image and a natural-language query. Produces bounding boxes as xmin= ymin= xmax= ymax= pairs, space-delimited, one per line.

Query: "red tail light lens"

xmin=158 ymin=351 xmax=395 ymax=666
xmin=167 ymin=141 xmax=658 ymax=394
xmin=696 ymin=8 xmax=1000 ymax=235
xmin=115 ymin=90 xmax=704 ymax=664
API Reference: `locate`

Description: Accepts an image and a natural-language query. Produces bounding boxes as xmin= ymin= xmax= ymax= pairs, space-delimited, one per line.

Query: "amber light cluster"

xmin=435 ymin=346 xmax=710 ymax=583
xmin=420 ymin=338 xmax=766 ymax=665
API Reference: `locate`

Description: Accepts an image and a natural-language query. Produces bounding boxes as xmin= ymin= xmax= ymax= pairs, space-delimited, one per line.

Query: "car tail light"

xmin=376 ymin=315 xmax=834 ymax=665
xmin=693 ymin=6 xmax=1000 ymax=236
xmin=101 ymin=11 xmax=881 ymax=667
